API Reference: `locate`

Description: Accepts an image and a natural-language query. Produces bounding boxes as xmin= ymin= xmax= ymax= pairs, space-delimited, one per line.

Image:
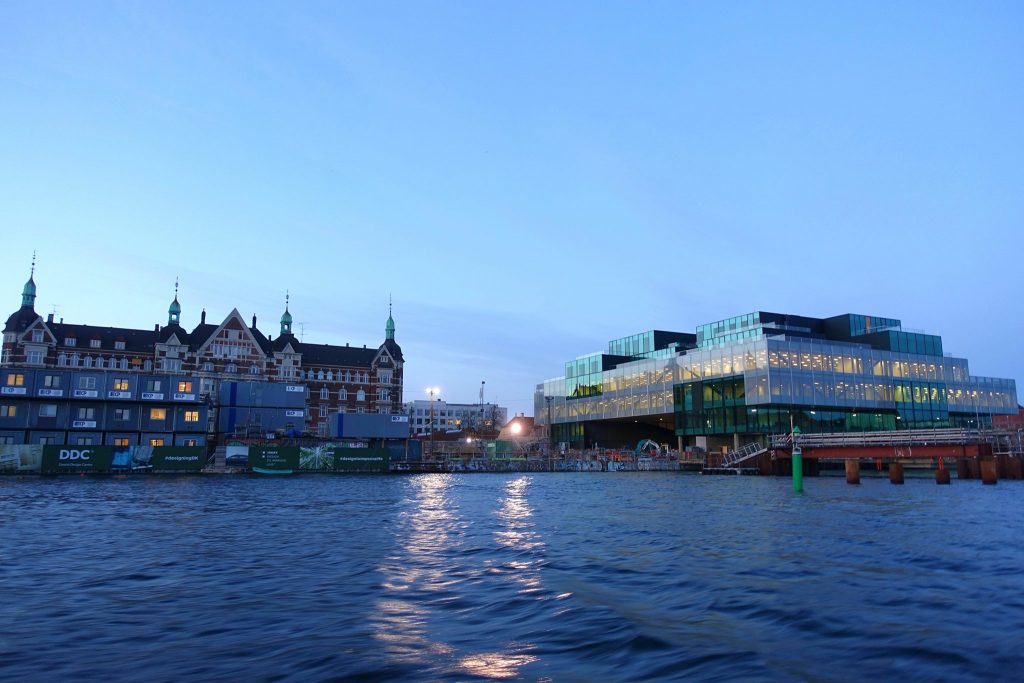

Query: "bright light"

xmin=510 ymin=422 xmax=522 ymax=435
xmin=465 ymin=437 xmax=473 ymax=443
xmin=425 ymin=387 xmax=440 ymax=396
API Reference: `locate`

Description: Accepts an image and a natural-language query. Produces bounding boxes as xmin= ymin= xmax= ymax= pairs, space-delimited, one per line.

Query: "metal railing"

xmin=722 ymin=441 xmax=768 ymax=467
xmin=768 ymin=427 xmax=1020 ymax=450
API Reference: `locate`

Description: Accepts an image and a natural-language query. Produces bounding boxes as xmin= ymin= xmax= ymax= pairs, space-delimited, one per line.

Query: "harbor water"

xmin=2 ymin=473 xmax=1022 ymax=681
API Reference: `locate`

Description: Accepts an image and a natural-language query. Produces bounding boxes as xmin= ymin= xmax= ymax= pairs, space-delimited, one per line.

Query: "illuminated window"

xmin=177 ymin=380 xmax=193 ymax=393
xmin=184 ymin=410 xmax=199 ymax=423
xmin=184 ymin=439 xmax=198 ymax=447
xmin=114 ymin=438 xmax=129 ymax=447
xmin=0 ymin=405 xmax=16 ymax=417
xmin=113 ymin=378 xmax=129 ymax=391
xmin=150 ymin=408 xmax=166 ymax=420
xmin=149 ymin=438 xmax=165 ymax=447
xmin=5 ymin=374 xmax=24 ymax=386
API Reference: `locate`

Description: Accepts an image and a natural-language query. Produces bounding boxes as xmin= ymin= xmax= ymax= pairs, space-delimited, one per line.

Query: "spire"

xmin=168 ymin=277 xmax=181 ymax=325
xmin=21 ymin=252 xmax=37 ymax=308
xmin=280 ymin=290 xmax=293 ymax=335
xmin=385 ymin=293 xmax=395 ymax=340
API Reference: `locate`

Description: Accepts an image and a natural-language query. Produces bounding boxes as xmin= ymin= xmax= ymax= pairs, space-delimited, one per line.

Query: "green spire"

xmin=280 ymin=291 xmax=293 ymax=335
xmin=385 ymin=294 xmax=395 ymax=340
xmin=21 ymin=252 xmax=36 ymax=308
xmin=168 ymin=278 xmax=181 ymax=325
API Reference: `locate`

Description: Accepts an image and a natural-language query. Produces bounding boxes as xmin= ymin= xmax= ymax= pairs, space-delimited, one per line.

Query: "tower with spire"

xmin=168 ymin=278 xmax=181 ymax=326
xmin=385 ymin=294 xmax=395 ymax=341
xmin=280 ymin=291 xmax=293 ymax=336
xmin=21 ymin=252 xmax=37 ymax=309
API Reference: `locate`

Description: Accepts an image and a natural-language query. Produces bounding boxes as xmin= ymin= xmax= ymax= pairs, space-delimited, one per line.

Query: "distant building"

xmin=1 ymin=262 xmax=403 ymax=444
xmin=404 ymin=399 xmax=507 ymax=436
xmin=536 ymin=311 xmax=1018 ymax=451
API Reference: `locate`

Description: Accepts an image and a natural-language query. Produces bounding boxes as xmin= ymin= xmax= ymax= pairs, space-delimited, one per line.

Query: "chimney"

xmin=252 ymin=314 xmax=257 ymax=329
xmin=155 ymin=324 xmax=160 ymax=332
xmin=47 ymin=313 xmax=54 ymax=323
xmin=201 ymin=309 xmax=207 ymax=324
xmin=346 ymin=342 xmax=349 ymax=347
xmin=60 ymin=317 xmax=64 ymax=324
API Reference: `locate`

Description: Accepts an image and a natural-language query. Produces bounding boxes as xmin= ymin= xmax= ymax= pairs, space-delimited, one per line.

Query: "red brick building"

xmin=2 ymin=267 xmax=403 ymax=437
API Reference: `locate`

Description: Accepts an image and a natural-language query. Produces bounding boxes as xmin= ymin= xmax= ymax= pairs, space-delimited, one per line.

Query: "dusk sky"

xmin=2 ymin=2 xmax=1021 ymax=418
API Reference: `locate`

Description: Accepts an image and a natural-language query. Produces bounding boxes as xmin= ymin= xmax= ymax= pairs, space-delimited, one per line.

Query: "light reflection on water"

xmin=2 ymin=474 xmax=1024 ymax=681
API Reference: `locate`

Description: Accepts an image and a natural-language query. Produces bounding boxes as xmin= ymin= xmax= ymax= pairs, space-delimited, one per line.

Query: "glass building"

xmin=535 ymin=312 xmax=1018 ymax=450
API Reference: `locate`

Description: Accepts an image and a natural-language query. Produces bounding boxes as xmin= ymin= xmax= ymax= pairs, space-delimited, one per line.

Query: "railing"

xmin=722 ymin=441 xmax=768 ymax=467
xmin=768 ymin=427 xmax=1021 ymax=450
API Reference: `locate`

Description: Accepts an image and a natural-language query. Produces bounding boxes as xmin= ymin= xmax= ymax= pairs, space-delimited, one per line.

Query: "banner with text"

xmin=249 ymin=446 xmax=299 ymax=473
xmin=42 ymin=446 xmax=115 ymax=474
xmin=332 ymin=447 xmax=389 ymax=473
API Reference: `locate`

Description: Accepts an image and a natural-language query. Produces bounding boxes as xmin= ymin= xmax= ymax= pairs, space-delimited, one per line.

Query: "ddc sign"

xmin=42 ymin=446 xmax=114 ymax=473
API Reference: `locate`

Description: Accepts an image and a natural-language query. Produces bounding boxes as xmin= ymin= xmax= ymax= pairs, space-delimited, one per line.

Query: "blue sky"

xmin=1 ymin=1 xmax=1021 ymax=417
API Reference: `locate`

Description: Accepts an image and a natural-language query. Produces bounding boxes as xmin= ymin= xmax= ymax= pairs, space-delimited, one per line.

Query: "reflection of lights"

xmin=371 ymin=473 xmax=459 ymax=664
xmin=458 ymin=653 xmax=538 ymax=679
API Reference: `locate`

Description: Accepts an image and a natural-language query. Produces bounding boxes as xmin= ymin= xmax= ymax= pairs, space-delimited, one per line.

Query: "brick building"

xmin=2 ymin=263 xmax=403 ymax=442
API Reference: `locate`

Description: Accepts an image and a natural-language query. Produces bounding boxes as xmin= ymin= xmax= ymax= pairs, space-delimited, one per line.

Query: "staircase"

xmin=722 ymin=441 xmax=768 ymax=468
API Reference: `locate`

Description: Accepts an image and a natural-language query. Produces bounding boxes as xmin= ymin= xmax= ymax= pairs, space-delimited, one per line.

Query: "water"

xmin=2 ymin=473 xmax=1023 ymax=682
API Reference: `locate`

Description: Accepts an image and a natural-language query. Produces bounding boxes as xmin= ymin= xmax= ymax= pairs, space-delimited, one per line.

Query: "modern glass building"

xmin=535 ymin=312 xmax=1018 ymax=450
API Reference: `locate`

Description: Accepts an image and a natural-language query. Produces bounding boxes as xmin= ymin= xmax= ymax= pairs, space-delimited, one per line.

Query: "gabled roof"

xmin=188 ymin=323 xmax=218 ymax=351
xmin=381 ymin=338 xmax=404 ymax=362
xmin=272 ymin=333 xmax=299 ymax=354
xmin=158 ymin=323 xmax=188 ymax=344
xmin=48 ymin=322 xmax=157 ymax=353
xmin=299 ymin=342 xmax=376 ymax=367
xmin=3 ymin=306 xmax=40 ymax=334
xmin=249 ymin=326 xmax=273 ymax=355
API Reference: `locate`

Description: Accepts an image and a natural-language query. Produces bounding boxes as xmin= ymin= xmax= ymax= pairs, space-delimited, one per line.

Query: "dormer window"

xmin=65 ymin=337 xmax=76 ymax=346
xmin=90 ymin=339 xmax=101 ymax=349
xmin=114 ymin=340 xmax=125 ymax=350
xmin=31 ymin=330 xmax=43 ymax=342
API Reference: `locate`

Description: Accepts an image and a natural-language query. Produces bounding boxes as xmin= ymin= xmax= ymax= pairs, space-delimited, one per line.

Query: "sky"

xmin=1 ymin=1 xmax=1022 ymax=417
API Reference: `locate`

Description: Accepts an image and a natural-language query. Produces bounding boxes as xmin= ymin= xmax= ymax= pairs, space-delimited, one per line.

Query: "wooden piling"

xmin=936 ymin=468 xmax=951 ymax=485
xmin=957 ymin=459 xmax=970 ymax=479
xmin=1006 ymin=457 xmax=1023 ymax=481
xmin=889 ymin=462 xmax=904 ymax=485
xmin=845 ymin=459 xmax=860 ymax=485
xmin=980 ymin=458 xmax=998 ymax=485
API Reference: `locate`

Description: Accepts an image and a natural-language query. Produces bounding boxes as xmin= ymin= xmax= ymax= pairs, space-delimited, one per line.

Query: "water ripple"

xmin=1 ymin=474 xmax=1023 ymax=681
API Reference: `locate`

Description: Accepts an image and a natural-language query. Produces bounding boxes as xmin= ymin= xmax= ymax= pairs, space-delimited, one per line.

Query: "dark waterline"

xmin=2 ymin=474 xmax=1022 ymax=682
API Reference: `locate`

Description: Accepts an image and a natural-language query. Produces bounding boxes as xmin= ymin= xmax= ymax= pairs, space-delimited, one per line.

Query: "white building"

xmin=404 ymin=400 xmax=508 ymax=435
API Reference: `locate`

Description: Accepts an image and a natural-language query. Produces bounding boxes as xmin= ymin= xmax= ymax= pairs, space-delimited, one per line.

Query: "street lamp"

xmin=426 ymin=387 xmax=440 ymax=458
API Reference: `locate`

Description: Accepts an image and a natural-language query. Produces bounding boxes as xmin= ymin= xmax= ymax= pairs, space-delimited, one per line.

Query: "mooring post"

xmin=936 ymin=457 xmax=950 ymax=485
xmin=845 ymin=459 xmax=860 ymax=485
xmin=791 ymin=425 xmax=803 ymax=493
xmin=889 ymin=462 xmax=904 ymax=485
xmin=980 ymin=457 xmax=998 ymax=485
